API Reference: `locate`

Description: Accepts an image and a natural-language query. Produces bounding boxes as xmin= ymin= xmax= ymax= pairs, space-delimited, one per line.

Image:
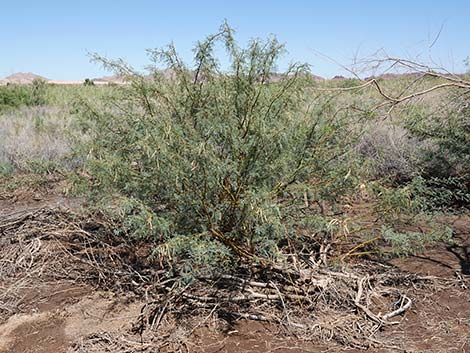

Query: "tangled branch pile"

xmin=1 ymin=205 xmax=455 ymax=350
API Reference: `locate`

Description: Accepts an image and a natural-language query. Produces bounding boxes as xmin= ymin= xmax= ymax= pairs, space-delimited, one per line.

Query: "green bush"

xmin=30 ymin=79 xmax=47 ymax=106
xmin=0 ymin=79 xmax=47 ymax=112
xmin=0 ymin=161 xmax=15 ymax=176
xmin=381 ymin=225 xmax=453 ymax=256
xmin=404 ymin=91 xmax=470 ymax=210
xmin=77 ymin=24 xmax=361 ymax=275
xmin=359 ymin=80 xmax=469 ymax=210
xmin=0 ymin=85 xmax=32 ymax=111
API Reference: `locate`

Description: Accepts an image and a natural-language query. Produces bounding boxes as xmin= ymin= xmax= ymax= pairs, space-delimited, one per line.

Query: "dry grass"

xmin=0 ymin=106 xmax=82 ymax=172
xmin=356 ymin=120 xmax=424 ymax=180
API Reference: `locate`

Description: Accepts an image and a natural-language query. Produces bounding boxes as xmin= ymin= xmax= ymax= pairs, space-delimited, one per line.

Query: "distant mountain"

xmin=365 ymin=72 xmax=423 ymax=81
xmin=8 ymin=70 xmax=444 ymax=86
xmin=93 ymin=70 xmax=325 ymax=83
xmin=310 ymin=74 xmax=325 ymax=81
xmin=1 ymin=72 xmax=49 ymax=84
xmin=92 ymin=74 xmax=128 ymax=84
xmin=254 ymin=72 xmax=325 ymax=83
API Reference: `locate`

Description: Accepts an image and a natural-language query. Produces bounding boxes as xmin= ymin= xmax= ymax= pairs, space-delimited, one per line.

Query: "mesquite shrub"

xmin=0 ymin=79 xmax=46 ymax=112
xmin=405 ymin=91 xmax=470 ymax=209
xmin=77 ymin=24 xmax=359 ymax=273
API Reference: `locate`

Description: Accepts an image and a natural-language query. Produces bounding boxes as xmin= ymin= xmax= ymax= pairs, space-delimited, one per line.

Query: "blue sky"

xmin=1 ymin=0 xmax=468 ymax=79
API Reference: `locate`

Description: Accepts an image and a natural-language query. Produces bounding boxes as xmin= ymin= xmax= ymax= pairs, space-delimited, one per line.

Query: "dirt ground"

xmin=0 ymin=184 xmax=469 ymax=353
xmin=0 ymin=282 xmax=468 ymax=352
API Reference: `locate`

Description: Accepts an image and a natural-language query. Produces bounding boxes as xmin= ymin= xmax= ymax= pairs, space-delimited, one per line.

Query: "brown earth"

xmin=0 ymin=277 xmax=468 ymax=352
xmin=0 ymin=181 xmax=469 ymax=353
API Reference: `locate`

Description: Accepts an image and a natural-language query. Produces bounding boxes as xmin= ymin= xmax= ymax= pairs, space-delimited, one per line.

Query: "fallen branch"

xmin=354 ymin=276 xmax=384 ymax=325
xmin=382 ymin=295 xmax=412 ymax=321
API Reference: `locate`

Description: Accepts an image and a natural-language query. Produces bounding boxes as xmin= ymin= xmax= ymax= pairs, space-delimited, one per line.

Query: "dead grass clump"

xmin=0 ymin=106 xmax=82 ymax=173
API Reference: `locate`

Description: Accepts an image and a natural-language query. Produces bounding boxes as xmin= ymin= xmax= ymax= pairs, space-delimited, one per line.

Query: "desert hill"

xmin=0 ymin=72 xmax=49 ymax=85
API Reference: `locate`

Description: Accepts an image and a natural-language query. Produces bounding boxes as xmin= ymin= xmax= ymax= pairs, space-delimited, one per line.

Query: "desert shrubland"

xmin=1 ymin=25 xmax=468 ymax=275
xmin=1 ymin=25 xmax=469 ymax=352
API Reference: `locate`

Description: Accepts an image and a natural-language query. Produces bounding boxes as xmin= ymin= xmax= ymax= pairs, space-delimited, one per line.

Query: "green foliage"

xmin=43 ymin=84 xmax=114 ymax=107
xmin=0 ymin=162 xmax=15 ymax=176
xmin=381 ymin=225 xmax=453 ymax=256
xmin=403 ymin=91 xmax=470 ymax=209
xmin=371 ymin=183 xmax=420 ymax=223
xmin=0 ymin=79 xmax=47 ymax=112
xmin=360 ymin=81 xmax=469 ymax=211
xmin=369 ymin=181 xmax=455 ymax=256
xmin=105 ymin=197 xmax=171 ymax=239
xmin=23 ymin=159 xmax=62 ymax=175
xmin=153 ymin=234 xmax=234 ymax=281
xmin=337 ymin=78 xmax=362 ymax=89
xmin=30 ymin=79 xmax=47 ymax=106
xmin=77 ymin=23 xmax=360 ymax=273
xmin=83 ymin=78 xmax=95 ymax=86
xmin=409 ymin=176 xmax=470 ymax=211
xmin=0 ymin=85 xmax=32 ymax=111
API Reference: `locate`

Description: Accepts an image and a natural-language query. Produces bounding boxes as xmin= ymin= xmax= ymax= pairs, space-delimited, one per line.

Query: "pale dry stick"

xmin=354 ymin=276 xmax=384 ymax=325
xmin=455 ymin=271 xmax=468 ymax=290
xmin=25 ymin=238 xmax=42 ymax=270
xmin=372 ymin=80 xmax=467 ymax=109
xmin=213 ymin=274 xmax=270 ymax=288
xmin=381 ymin=295 xmax=412 ymax=321
xmin=223 ymin=311 xmax=306 ymax=329
xmin=309 ymin=56 xmax=470 ymax=118
xmin=0 ymin=217 xmax=31 ymax=231
xmin=0 ymin=277 xmax=31 ymax=312
xmin=149 ymin=300 xmax=168 ymax=331
xmin=187 ymin=303 xmax=219 ymax=337
xmin=318 ymin=269 xmax=360 ymax=281
xmin=118 ymin=337 xmax=153 ymax=349
xmin=311 ymin=48 xmax=364 ymax=80
xmin=149 ymin=282 xmax=182 ymax=331
xmin=366 ymin=58 xmax=470 ymax=108
xmin=269 ymin=280 xmax=293 ymax=329
xmin=207 ymin=273 xmax=329 ymax=299
xmin=310 ymin=80 xmax=376 ymax=92
xmin=53 ymin=240 xmax=115 ymax=282
xmin=319 ymin=243 xmax=330 ymax=266
xmin=375 ymin=57 xmax=470 ymax=86
xmin=178 ymin=290 xmax=279 ymax=302
xmin=364 ymin=336 xmax=402 ymax=351
xmin=48 ymin=219 xmax=144 ymax=283
xmin=341 ymin=236 xmax=381 ymax=260
xmin=355 ymin=276 xmax=412 ymax=325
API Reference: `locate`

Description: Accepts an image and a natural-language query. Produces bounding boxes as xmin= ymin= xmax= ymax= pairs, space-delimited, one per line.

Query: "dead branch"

xmin=0 ymin=204 xmax=453 ymax=351
xmin=354 ymin=276 xmax=384 ymax=325
xmin=382 ymin=295 xmax=412 ymax=321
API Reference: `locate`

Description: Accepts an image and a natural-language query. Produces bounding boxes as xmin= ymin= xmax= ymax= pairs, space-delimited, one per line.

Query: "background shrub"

xmin=0 ymin=79 xmax=47 ymax=112
xmin=357 ymin=85 xmax=469 ymax=211
xmin=0 ymin=85 xmax=32 ymax=111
